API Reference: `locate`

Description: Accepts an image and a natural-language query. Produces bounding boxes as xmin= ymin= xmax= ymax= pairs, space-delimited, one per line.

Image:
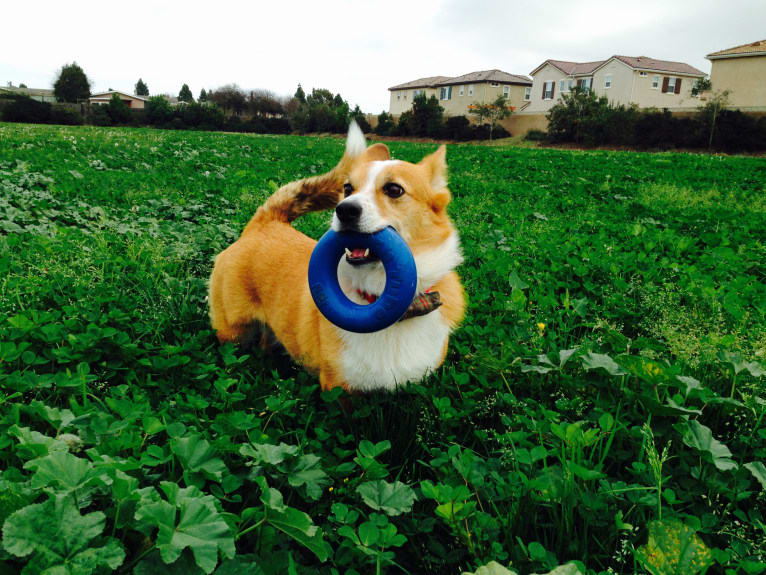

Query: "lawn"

xmin=1 ymin=122 xmax=765 ymax=575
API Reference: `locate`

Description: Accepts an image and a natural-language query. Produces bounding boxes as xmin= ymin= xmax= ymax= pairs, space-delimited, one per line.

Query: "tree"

xmin=410 ymin=94 xmax=444 ymax=137
xmin=375 ymin=111 xmax=395 ymax=136
xmin=199 ymin=88 xmax=208 ymax=102
xmin=248 ymin=89 xmax=284 ymax=117
xmin=19 ymin=83 xmax=27 ymax=89
xmin=691 ymin=77 xmax=712 ymax=97
xmin=209 ymin=84 xmax=246 ymax=115
xmin=53 ymin=62 xmax=91 ymax=103
xmin=350 ymin=105 xmax=370 ymax=133
xmin=468 ymin=94 xmax=513 ymax=140
xmin=178 ymin=84 xmax=194 ymax=103
xmin=699 ymin=89 xmax=730 ymax=150
xmin=145 ymin=95 xmax=174 ymax=125
xmin=294 ymin=84 xmax=306 ymax=103
xmin=135 ymin=78 xmax=149 ymax=96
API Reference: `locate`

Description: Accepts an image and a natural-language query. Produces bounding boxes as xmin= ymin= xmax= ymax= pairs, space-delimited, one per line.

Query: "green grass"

xmin=1 ymin=122 xmax=765 ymax=575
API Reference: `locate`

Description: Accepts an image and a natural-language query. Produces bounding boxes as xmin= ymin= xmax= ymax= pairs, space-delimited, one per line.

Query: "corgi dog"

xmin=208 ymin=122 xmax=465 ymax=392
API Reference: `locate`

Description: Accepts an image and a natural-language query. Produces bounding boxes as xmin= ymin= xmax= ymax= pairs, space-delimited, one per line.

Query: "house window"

xmin=459 ymin=85 xmax=464 ymax=96
xmin=524 ymin=87 xmax=531 ymax=100
xmin=666 ymin=77 xmax=677 ymax=93
xmin=605 ymin=74 xmax=612 ymax=89
xmin=577 ymin=77 xmax=592 ymax=91
xmin=543 ymin=81 xmax=554 ymax=100
xmin=639 ymin=71 xmax=648 ymax=77
xmin=568 ymin=78 xmax=574 ymax=91
xmin=413 ymin=89 xmax=423 ymax=98
xmin=440 ymin=86 xmax=452 ymax=100
xmin=560 ymin=79 xmax=565 ymax=93
xmin=468 ymin=84 xmax=474 ymax=96
xmin=397 ymin=93 xmax=400 ymax=100
xmin=652 ymin=76 xmax=660 ymax=89
xmin=503 ymin=85 xmax=510 ymax=98
xmin=490 ymin=82 xmax=499 ymax=86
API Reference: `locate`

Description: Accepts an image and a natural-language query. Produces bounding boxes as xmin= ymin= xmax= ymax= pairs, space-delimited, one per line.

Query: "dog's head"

xmin=333 ymin=124 xmax=462 ymax=296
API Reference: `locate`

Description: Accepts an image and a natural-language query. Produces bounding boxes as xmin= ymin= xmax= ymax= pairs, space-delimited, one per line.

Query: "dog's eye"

xmin=343 ymin=183 xmax=353 ymax=198
xmin=383 ymin=183 xmax=404 ymax=198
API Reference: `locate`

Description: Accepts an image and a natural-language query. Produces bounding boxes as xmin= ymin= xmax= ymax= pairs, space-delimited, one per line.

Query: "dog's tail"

xmin=248 ymin=122 xmax=376 ymax=227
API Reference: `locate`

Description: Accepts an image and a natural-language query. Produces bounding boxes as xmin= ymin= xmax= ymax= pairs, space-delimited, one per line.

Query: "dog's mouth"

xmin=344 ymin=247 xmax=380 ymax=266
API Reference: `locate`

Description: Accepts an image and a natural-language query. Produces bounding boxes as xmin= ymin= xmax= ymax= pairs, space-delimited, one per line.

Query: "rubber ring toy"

xmin=308 ymin=227 xmax=417 ymax=333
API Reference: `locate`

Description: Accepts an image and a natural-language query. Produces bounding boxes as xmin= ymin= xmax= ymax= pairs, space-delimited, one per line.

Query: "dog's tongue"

xmin=350 ymin=248 xmax=367 ymax=259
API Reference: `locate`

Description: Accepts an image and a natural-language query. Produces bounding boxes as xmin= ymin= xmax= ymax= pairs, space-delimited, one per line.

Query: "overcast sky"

xmin=2 ymin=0 xmax=764 ymax=112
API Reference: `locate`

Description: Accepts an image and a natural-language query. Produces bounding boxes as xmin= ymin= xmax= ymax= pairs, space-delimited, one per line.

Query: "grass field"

xmin=1 ymin=122 xmax=765 ymax=575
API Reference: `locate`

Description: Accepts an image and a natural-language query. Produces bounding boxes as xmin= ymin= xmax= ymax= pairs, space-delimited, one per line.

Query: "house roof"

xmin=89 ymin=91 xmax=148 ymax=101
xmin=707 ymin=39 xmax=766 ymax=59
xmin=389 ymin=76 xmax=452 ymax=90
xmin=532 ymin=56 xmax=705 ymax=77
xmin=435 ymin=69 xmax=532 ymax=86
xmin=0 ymin=85 xmax=54 ymax=97
xmin=609 ymin=56 xmax=705 ymax=76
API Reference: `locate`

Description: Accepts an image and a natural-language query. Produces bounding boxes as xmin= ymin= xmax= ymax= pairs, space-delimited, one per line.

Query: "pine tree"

xmin=53 ymin=62 xmax=91 ymax=103
xmin=178 ymin=84 xmax=194 ymax=103
xmin=294 ymin=84 xmax=306 ymax=103
xmin=135 ymin=78 xmax=149 ymax=96
xmin=199 ymin=88 xmax=208 ymax=102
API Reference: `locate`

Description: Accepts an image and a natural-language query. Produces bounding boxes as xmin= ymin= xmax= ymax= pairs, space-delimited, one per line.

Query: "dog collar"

xmin=355 ymin=288 xmax=442 ymax=321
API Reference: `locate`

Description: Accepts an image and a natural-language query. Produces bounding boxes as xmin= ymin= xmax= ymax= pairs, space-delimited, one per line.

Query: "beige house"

xmin=706 ymin=39 xmax=766 ymax=110
xmin=89 ymin=91 xmax=148 ymax=109
xmin=388 ymin=70 xmax=532 ymax=117
xmin=525 ymin=56 xmax=706 ymax=113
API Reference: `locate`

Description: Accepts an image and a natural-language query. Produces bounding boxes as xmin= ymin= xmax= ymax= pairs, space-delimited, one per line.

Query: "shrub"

xmin=524 ymin=129 xmax=548 ymax=142
xmin=410 ymin=94 xmax=444 ymax=137
xmin=49 ymin=105 xmax=83 ymax=125
xmin=106 ymin=94 xmax=132 ymax=125
xmin=179 ymin=102 xmax=225 ymax=130
xmin=0 ymin=95 xmax=51 ymax=123
xmin=443 ymin=116 xmax=473 ymax=141
xmin=375 ymin=112 xmax=395 ymax=136
xmin=145 ymin=96 xmax=175 ymax=126
xmin=90 ymin=105 xmax=112 ymax=126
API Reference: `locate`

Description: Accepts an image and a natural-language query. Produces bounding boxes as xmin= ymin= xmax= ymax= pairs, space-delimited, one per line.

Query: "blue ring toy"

xmin=308 ymin=227 xmax=417 ymax=333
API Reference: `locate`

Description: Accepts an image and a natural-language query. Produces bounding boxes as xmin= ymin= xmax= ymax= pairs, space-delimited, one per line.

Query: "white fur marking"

xmin=345 ymin=120 xmax=366 ymax=159
xmin=338 ymin=311 xmax=450 ymax=392
xmin=332 ymin=160 xmax=398 ymax=233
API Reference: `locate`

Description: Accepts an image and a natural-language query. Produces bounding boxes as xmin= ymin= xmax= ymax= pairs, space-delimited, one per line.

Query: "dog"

xmin=208 ymin=122 xmax=465 ymax=392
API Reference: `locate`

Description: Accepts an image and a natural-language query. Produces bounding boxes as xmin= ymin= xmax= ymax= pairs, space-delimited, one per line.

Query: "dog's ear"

xmin=364 ymin=143 xmax=390 ymax=162
xmin=419 ymin=145 xmax=447 ymax=190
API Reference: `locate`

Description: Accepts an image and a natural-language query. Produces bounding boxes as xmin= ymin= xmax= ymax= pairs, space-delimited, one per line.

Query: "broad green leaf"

xmin=2 ymin=494 xmax=125 ymax=574
xmin=357 ymin=440 xmax=391 ymax=458
xmin=135 ymin=483 xmax=235 ymax=574
xmin=566 ymin=461 xmax=605 ymax=481
xmin=358 ymin=521 xmax=379 ymax=546
xmin=634 ymin=519 xmax=713 ymax=575
xmin=508 ymin=271 xmax=529 ymax=290
xmin=357 ymin=480 xmax=417 ymax=516
xmin=239 ymin=442 xmax=299 ymax=465
xmin=462 ymin=561 xmax=518 ymax=575
xmin=581 ymin=352 xmax=627 ymax=376
xmin=134 ymin=549 xmax=205 ymax=575
xmin=259 ymin=486 xmax=287 ymax=512
xmin=681 ymin=420 xmax=737 ymax=471
xmin=267 ymin=506 xmax=331 ymax=562
xmin=25 ymin=451 xmax=97 ymax=493
xmin=745 ymin=462 xmax=766 ymax=490
xmin=171 ymin=435 xmax=228 ymax=482
xmin=286 ymin=454 xmax=329 ymax=500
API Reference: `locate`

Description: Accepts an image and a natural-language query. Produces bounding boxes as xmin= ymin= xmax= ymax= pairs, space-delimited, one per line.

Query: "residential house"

xmin=706 ymin=39 xmax=766 ymax=110
xmin=0 ymin=83 xmax=56 ymax=103
xmin=89 ymin=91 xmax=148 ymax=109
xmin=389 ymin=70 xmax=532 ymax=117
xmin=525 ymin=56 xmax=706 ymax=113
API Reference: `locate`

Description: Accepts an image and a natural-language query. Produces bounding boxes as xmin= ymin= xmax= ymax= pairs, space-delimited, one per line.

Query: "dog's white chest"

xmin=337 ymin=311 xmax=450 ymax=391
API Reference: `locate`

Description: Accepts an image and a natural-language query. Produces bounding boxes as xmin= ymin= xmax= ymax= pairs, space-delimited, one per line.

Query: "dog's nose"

xmin=335 ymin=201 xmax=362 ymax=225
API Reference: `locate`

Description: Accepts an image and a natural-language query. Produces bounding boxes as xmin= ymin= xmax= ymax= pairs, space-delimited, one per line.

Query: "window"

xmin=575 ymin=77 xmax=592 ymax=91
xmin=503 ymin=85 xmax=510 ymax=98
xmin=543 ymin=81 xmax=554 ymax=100
xmin=459 ymin=85 xmax=464 ymax=96
xmin=666 ymin=77 xmax=677 ymax=93
xmin=440 ymin=86 xmax=452 ymax=100
xmin=604 ymin=74 xmax=612 ymax=89
xmin=568 ymin=78 xmax=574 ymax=91
xmin=468 ymin=84 xmax=474 ymax=96
xmin=397 ymin=93 xmax=400 ymax=100
xmin=560 ymin=79 xmax=565 ymax=93
xmin=639 ymin=71 xmax=648 ymax=77
xmin=652 ymin=76 xmax=660 ymax=89
xmin=490 ymin=82 xmax=499 ymax=87
xmin=413 ymin=89 xmax=423 ymax=98
xmin=524 ymin=86 xmax=531 ymax=101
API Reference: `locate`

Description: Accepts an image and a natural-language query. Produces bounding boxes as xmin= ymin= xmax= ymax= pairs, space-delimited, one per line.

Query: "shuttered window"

xmin=662 ymin=77 xmax=681 ymax=94
xmin=542 ymin=81 xmax=554 ymax=100
xmin=439 ymin=86 xmax=452 ymax=100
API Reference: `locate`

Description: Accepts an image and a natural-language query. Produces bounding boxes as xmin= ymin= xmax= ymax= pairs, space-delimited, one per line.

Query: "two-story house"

xmin=525 ymin=56 xmax=706 ymax=113
xmin=388 ymin=70 xmax=532 ymax=117
xmin=706 ymin=39 xmax=766 ymax=110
